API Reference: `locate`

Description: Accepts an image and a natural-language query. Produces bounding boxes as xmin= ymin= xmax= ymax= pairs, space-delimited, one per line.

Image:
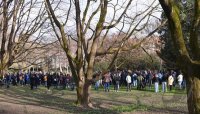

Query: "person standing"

xmin=168 ymin=74 xmax=174 ymax=91
xmin=154 ymin=72 xmax=159 ymax=93
xmin=177 ymin=72 xmax=183 ymax=89
xmin=44 ymin=74 xmax=48 ymax=87
xmin=94 ymin=79 xmax=101 ymax=91
xmin=5 ymin=73 xmax=10 ymax=88
xmin=146 ymin=70 xmax=152 ymax=90
xmin=104 ymin=72 xmax=112 ymax=92
xmin=121 ymin=70 xmax=127 ymax=86
xmin=137 ymin=73 xmax=144 ymax=90
xmin=25 ymin=72 xmax=30 ymax=85
xmin=132 ymin=72 xmax=137 ymax=87
xmin=47 ymin=73 xmax=52 ymax=91
xmin=162 ymin=72 xmax=168 ymax=92
xmin=35 ymin=73 xmax=39 ymax=89
xmin=11 ymin=73 xmax=17 ymax=86
xmin=19 ymin=73 xmax=23 ymax=86
xmin=61 ymin=73 xmax=67 ymax=89
xmin=30 ymin=73 xmax=35 ymax=90
xmin=126 ymin=73 xmax=132 ymax=91
xmin=113 ymin=70 xmax=121 ymax=92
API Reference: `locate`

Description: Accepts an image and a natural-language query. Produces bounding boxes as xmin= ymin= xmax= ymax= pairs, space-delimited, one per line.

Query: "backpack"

xmin=113 ymin=73 xmax=121 ymax=81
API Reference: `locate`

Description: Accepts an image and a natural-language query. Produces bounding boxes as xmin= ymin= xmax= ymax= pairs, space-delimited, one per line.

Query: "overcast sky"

xmin=33 ymin=0 xmax=163 ymax=42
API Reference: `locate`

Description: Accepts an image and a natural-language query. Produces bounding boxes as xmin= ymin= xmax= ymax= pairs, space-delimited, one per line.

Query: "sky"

xmin=71 ymin=0 xmax=162 ymax=38
xmin=21 ymin=0 xmax=163 ymax=42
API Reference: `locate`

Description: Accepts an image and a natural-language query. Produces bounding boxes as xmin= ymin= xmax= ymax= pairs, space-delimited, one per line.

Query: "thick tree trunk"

xmin=186 ymin=66 xmax=200 ymax=114
xmin=76 ymin=80 xmax=92 ymax=107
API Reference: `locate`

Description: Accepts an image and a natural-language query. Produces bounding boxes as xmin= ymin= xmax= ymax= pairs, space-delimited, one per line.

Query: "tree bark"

xmin=76 ymin=79 xmax=92 ymax=107
xmin=0 ymin=65 xmax=8 ymax=78
xmin=186 ymin=65 xmax=200 ymax=114
xmin=158 ymin=0 xmax=200 ymax=113
xmin=0 ymin=69 xmax=4 ymax=78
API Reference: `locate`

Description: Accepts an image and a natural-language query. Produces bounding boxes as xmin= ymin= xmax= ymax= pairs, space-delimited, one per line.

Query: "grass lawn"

xmin=0 ymin=85 xmax=188 ymax=114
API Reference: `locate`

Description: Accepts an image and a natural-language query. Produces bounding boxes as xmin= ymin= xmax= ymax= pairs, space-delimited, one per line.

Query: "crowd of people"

xmin=0 ymin=72 xmax=75 ymax=91
xmin=0 ymin=69 xmax=185 ymax=93
xmin=96 ymin=69 xmax=185 ymax=93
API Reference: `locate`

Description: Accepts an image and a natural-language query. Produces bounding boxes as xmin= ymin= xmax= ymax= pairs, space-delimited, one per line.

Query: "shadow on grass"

xmin=1 ymin=86 xmax=120 ymax=114
xmin=0 ymin=85 xmax=188 ymax=114
xmin=112 ymin=95 xmax=187 ymax=114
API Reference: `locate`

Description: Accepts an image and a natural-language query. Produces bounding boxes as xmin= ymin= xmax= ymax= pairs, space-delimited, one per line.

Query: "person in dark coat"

xmin=162 ymin=71 xmax=168 ymax=92
xmin=113 ymin=70 xmax=121 ymax=92
xmin=5 ymin=73 xmax=10 ymax=88
xmin=35 ymin=73 xmax=39 ymax=89
xmin=30 ymin=73 xmax=35 ymax=90
xmin=120 ymin=70 xmax=128 ymax=86
xmin=62 ymin=73 xmax=67 ymax=89
xmin=47 ymin=73 xmax=52 ymax=90
xmin=11 ymin=73 xmax=17 ymax=86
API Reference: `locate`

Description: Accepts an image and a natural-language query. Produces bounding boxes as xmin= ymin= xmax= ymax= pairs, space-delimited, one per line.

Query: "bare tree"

xmin=45 ymin=0 xmax=162 ymax=107
xmin=11 ymin=40 xmax=62 ymax=72
xmin=0 ymin=0 xmax=48 ymax=75
xmin=158 ymin=0 xmax=200 ymax=113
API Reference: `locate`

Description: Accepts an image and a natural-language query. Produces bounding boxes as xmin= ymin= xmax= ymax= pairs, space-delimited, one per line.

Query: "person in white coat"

xmin=126 ymin=73 xmax=132 ymax=91
xmin=168 ymin=74 xmax=174 ymax=91
xmin=177 ymin=73 xmax=183 ymax=89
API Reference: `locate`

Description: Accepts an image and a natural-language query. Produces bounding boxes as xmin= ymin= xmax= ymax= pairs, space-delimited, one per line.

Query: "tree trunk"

xmin=186 ymin=66 xmax=200 ymax=114
xmin=76 ymin=80 xmax=92 ymax=107
xmin=0 ymin=69 xmax=4 ymax=77
xmin=0 ymin=66 xmax=8 ymax=78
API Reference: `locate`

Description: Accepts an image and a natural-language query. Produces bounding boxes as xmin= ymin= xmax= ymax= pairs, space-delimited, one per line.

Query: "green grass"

xmin=92 ymin=84 xmax=186 ymax=94
xmin=113 ymin=104 xmax=149 ymax=112
xmin=0 ymin=85 xmax=188 ymax=114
